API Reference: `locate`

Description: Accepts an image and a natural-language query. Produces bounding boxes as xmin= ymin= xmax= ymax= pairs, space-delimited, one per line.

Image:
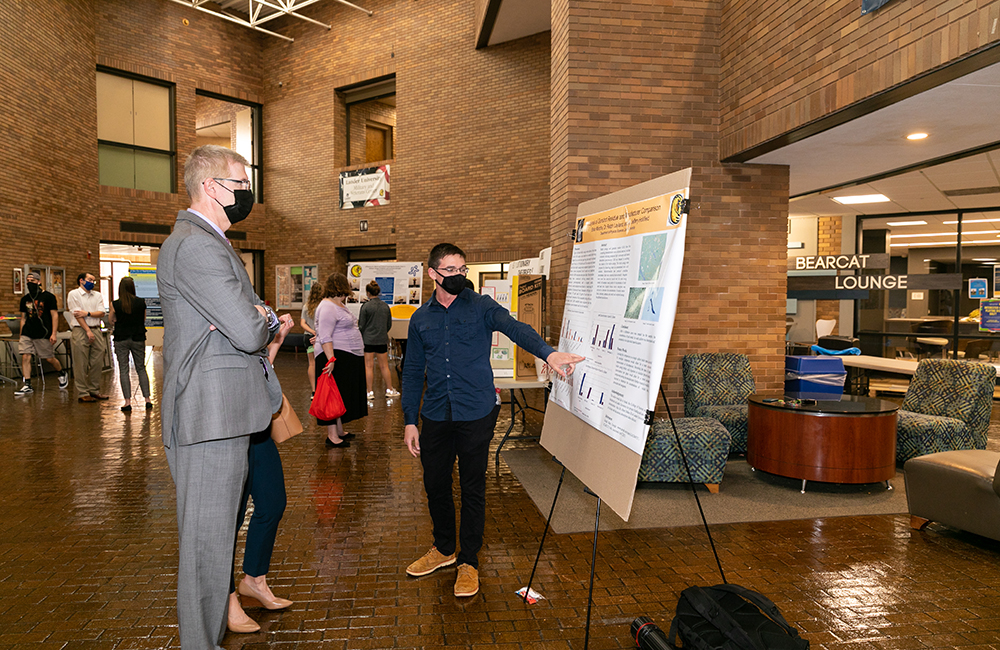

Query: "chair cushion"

xmin=693 ymin=404 xmax=748 ymax=454
xmin=896 ymin=409 xmax=978 ymax=463
xmin=638 ymin=417 xmax=731 ymax=485
xmin=900 ymin=359 xmax=995 ymax=449
xmin=682 ymin=353 xmax=755 ymax=416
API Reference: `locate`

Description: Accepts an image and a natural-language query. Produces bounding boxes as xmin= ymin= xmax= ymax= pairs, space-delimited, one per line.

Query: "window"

xmin=195 ymin=91 xmax=263 ymax=202
xmin=97 ymin=69 xmax=174 ymax=193
xmin=339 ymin=76 xmax=396 ymax=167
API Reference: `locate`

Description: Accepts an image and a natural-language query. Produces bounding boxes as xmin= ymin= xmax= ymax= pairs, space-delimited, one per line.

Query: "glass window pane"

xmin=133 ymin=81 xmax=171 ymax=151
xmin=98 ymin=144 xmax=135 ymax=189
xmin=235 ymin=107 xmax=253 ymax=164
xmin=134 ymin=151 xmax=172 ymax=193
xmin=97 ymin=72 xmax=134 ymax=144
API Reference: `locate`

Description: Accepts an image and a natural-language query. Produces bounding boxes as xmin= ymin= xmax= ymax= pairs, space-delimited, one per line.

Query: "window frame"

xmin=96 ymin=66 xmax=176 ymax=193
xmin=195 ymin=89 xmax=264 ymax=203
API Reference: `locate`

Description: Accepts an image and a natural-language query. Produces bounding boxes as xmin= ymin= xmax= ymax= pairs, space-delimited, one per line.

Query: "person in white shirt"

xmin=66 ymin=272 xmax=109 ymax=402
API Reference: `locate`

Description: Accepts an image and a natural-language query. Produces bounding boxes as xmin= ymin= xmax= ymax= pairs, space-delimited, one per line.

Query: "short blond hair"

xmin=184 ymin=145 xmax=250 ymax=200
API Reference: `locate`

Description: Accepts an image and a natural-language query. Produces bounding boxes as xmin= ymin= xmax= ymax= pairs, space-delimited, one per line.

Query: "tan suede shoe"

xmin=406 ymin=547 xmax=456 ymax=577
xmin=453 ymin=564 xmax=479 ymax=597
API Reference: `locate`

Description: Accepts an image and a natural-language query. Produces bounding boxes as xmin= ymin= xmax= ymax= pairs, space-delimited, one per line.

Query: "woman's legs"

xmin=130 ymin=339 xmax=150 ymax=399
xmin=113 ymin=341 xmax=132 ymax=405
xmin=327 ymin=422 xmax=345 ymax=444
xmin=364 ymin=352 xmax=375 ymax=393
xmin=376 ymin=351 xmax=394 ymax=391
xmin=306 ymin=350 xmax=315 ymax=394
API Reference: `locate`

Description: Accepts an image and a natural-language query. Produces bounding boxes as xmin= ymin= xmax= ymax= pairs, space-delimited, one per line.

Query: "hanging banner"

xmin=861 ymin=0 xmax=893 ymax=14
xmin=340 ymin=164 xmax=390 ymax=209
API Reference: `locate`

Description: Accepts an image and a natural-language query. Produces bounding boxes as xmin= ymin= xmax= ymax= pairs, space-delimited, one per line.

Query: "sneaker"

xmin=14 ymin=382 xmax=33 ymax=396
xmin=366 ymin=390 xmax=375 ymax=399
xmin=454 ymin=564 xmax=479 ymax=597
xmin=385 ymin=388 xmax=400 ymax=397
xmin=406 ymin=547 xmax=456 ymax=577
xmin=58 ymin=371 xmax=68 ymax=389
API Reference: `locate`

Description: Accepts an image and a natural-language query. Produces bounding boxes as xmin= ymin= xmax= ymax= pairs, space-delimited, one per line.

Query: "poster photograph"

xmin=345 ymin=261 xmax=423 ymax=315
xmin=13 ymin=268 xmax=23 ymax=295
xmin=340 ymin=165 xmax=390 ymax=209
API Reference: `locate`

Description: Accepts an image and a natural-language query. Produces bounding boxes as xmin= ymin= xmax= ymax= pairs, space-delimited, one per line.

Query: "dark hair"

xmin=77 ymin=272 xmax=90 ymax=286
xmin=366 ymin=280 xmax=380 ymax=297
xmin=464 ymin=278 xmax=475 ymax=291
xmin=118 ymin=276 xmax=138 ymax=315
xmin=323 ymin=272 xmax=353 ymax=299
xmin=428 ymin=243 xmax=465 ymax=271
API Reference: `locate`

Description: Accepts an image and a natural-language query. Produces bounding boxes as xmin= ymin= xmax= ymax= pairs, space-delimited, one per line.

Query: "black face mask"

xmin=435 ymin=273 xmax=466 ymax=296
xmin=214 ymin=188 xmax=255 ymax=224
xmin=26 ymin=282 xmax=39 ymax=296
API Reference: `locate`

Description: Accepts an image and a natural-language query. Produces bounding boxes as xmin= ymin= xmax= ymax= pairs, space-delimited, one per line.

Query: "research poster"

xmin=345 ymin=261 xmax=423 ymax=316
xmin=549 ymin=181 xmax=690 ymax=454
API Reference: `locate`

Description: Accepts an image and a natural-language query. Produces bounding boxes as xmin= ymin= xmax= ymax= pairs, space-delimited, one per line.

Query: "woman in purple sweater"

xmin=314 ymin=272 xmax=368 ymax=447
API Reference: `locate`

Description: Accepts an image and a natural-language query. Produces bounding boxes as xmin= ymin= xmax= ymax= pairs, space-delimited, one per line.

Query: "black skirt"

xmin=315 ymin=350 xmax=368 ymax=426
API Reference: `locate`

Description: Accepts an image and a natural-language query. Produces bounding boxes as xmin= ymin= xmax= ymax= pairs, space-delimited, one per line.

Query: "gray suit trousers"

xmin=166 ymin=435 xmax=249 ymax=650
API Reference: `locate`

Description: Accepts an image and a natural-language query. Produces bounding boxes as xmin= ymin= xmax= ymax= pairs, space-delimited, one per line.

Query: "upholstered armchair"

xmin=896 ymin=359 xmax=996 ymax=463
xmin=682 ymin=353 xmax=755 ymax=454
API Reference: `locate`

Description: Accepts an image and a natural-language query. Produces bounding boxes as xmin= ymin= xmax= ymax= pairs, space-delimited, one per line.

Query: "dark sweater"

xmin=112 ymin=297 xmax=147 ymax=342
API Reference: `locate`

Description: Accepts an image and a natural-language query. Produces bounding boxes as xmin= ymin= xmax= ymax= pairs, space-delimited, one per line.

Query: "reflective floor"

xmin=2 ymin=352 xmax=1000 ymax=649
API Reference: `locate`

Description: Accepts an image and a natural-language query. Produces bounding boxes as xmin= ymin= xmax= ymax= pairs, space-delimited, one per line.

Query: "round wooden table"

xmin=746 ymin=394 xmax=898 ymax=492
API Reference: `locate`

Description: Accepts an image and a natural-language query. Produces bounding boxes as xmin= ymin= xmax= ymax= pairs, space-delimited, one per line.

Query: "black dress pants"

xmin=419 ymin=405 xmax=500 ymax=568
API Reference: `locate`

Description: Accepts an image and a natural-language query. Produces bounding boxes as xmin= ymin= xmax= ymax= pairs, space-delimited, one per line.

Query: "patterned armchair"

xmin=896 ymin=359 xmax=996 ymax=463
xmin=682 ymin=353 xmax=755 ymax=454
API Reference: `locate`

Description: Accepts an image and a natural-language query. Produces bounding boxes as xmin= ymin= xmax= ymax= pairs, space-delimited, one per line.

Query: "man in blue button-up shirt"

xmin=402 ymin=243 xmax=584 ymax=597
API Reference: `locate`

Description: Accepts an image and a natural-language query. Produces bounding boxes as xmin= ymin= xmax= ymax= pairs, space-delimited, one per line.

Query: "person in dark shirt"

xmin=14 ymin=271 xmax=68 ymax=396
xmin=402 ymin=243 xmax=584 ymax=597
xmin=110 ymin=276 xmax=151 ymax=412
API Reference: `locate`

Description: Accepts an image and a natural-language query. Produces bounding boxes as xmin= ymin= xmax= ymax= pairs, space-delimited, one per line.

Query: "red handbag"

xmin=309 ymin=372 xmax=347 ymax=421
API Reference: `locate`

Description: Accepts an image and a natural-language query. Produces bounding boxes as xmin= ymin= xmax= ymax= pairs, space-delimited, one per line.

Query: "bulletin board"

xmin=276 ymin=264 xmax=319 ymax=310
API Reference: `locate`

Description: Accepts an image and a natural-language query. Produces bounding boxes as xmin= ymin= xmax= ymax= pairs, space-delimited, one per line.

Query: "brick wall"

xmin=550 ymin=0 xmax=791 ymax=405
xmin=261 ymin=0 xmax=552 ymax=310
xmin=720 ymin=0 xmax=1000 ymax=159
xmin=816 ymin=216 xmax=844 ymax=331
xmin=349 ymin=101 xmax=396 ymax=167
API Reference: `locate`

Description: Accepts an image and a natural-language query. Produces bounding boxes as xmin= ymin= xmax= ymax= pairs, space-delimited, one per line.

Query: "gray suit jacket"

xmin=158 ymin=210 xmax=273 ymax=447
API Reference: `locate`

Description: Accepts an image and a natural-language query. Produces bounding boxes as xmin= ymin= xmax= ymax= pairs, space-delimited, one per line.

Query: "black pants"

xmin=419 ymin=405 xmax=500 ymax=568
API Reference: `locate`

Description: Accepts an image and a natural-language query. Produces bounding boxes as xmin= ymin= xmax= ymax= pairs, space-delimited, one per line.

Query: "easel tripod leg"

xmin=523 ymin=465 xmax=566 ymax=602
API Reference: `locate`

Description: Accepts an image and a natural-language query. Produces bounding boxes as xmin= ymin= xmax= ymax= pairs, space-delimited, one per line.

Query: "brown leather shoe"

xmin=406 ymin=547 xmax=456 ymax=577
xmin=92 ymin=393 xmax=110 ymax=400
xmin=78 ymin=395 xmax=98 ymax=403
xmin=454 ymin=564 xmax=479 ymax=597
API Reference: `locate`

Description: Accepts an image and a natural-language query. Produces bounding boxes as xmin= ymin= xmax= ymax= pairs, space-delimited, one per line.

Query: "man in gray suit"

xmin=159 ymin=145 xmax=288 ymax=649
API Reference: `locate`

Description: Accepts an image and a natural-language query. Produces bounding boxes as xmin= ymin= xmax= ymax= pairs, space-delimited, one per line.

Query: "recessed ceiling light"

xmin=923 ymin=259 xmax=931 ymax=262
xmin=885 ymin=220 xmax=927 ymax=226
xmin=944 ymin=218 xmax=1000 ymax=224
xmin=832 ymin=194 xmax=891 ymax=205
xmin=906 ymin=133 xmax=928 ymax=140
xmin=973 ymin=258 xmax=997 ymax=262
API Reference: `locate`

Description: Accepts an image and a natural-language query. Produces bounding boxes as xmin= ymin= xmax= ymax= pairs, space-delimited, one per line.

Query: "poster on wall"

xmin=482 ymin=279 xmax=514 ymax=374
xmin=129 ymin=265 xmax=162 ymax=328
xmin=276 ymin=264 xmax=319 ymax=310
xmin=980 ymin=299 xmax=1000 ymax=332
xmin=345 ymin=261 xmax=422 ymax=316
xmin=340 ymin=165 xmax=390 ymax=209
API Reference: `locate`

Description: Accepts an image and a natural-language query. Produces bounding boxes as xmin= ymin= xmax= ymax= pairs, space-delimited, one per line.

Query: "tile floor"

xmin=1 ymin=352 xmax=1000 ymax=649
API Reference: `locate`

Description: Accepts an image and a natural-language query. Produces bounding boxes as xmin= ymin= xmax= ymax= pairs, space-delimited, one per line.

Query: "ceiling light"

xmin=944 ymin=218 xmax=1000 ymax=224
xmin=885 ymin=220 xmax=927 ymax=226
xmin=906 ymin=133 xmax=928 ymax=140
xmin=832 ymin=194 xmax=891 ymax=205
xmin=890 ymin=230 xmax=992 ymax=239
xmin=973 ymin=258 xmax=998 ymax=262
xmin=923 ymin=259 xmax=931 ymax=262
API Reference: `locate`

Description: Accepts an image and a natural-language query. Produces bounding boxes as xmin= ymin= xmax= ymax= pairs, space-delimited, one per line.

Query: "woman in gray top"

xmin=358 ymin=280 xmax=398 ymax=399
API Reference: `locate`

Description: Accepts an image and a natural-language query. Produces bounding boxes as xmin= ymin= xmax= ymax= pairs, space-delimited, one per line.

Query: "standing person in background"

xmin=110 ymin=276 xmax=151 ymax=413
xmin=358 ymin=280 xmax=398 ymax=399
xmin=300 ymin=283 xmax=324 ymax=398
xmin=314 ymin=272 xmax=368 ymax=448
xmin=67 ymin=271 xmax=109 ymax=402
xmin=14 ymin=271 xmax=69 ymax=396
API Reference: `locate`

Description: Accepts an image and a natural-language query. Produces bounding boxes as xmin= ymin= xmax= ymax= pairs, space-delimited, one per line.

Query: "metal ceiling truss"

xmin=168 ymin=0 xmax=372 ymax=43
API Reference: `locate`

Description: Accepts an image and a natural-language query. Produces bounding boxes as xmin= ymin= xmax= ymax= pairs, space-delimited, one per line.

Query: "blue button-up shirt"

xmin=402 ymin=289 xmax=556 ymax=425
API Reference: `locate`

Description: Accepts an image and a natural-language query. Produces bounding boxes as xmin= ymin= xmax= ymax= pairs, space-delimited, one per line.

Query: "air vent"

xmin=120 ymin=221 xmax=171 ymax=235
xmin=942 ymin=186 xmax=1000 ymax=197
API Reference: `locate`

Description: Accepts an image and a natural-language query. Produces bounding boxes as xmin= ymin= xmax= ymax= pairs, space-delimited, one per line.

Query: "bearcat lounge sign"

xmin=788 ymin=254 xmax=962 ymax=295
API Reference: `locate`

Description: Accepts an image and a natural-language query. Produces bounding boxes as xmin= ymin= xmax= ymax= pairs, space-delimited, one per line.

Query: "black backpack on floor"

xmin=667 ymin=584 xmax=809 ymax=650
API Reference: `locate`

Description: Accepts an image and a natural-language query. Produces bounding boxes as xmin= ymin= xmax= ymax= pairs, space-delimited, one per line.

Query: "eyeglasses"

xmin=212 ymin=177 xmax=252 ymax=190
xmin=435 ymin=266 xmax=469 ymax=276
